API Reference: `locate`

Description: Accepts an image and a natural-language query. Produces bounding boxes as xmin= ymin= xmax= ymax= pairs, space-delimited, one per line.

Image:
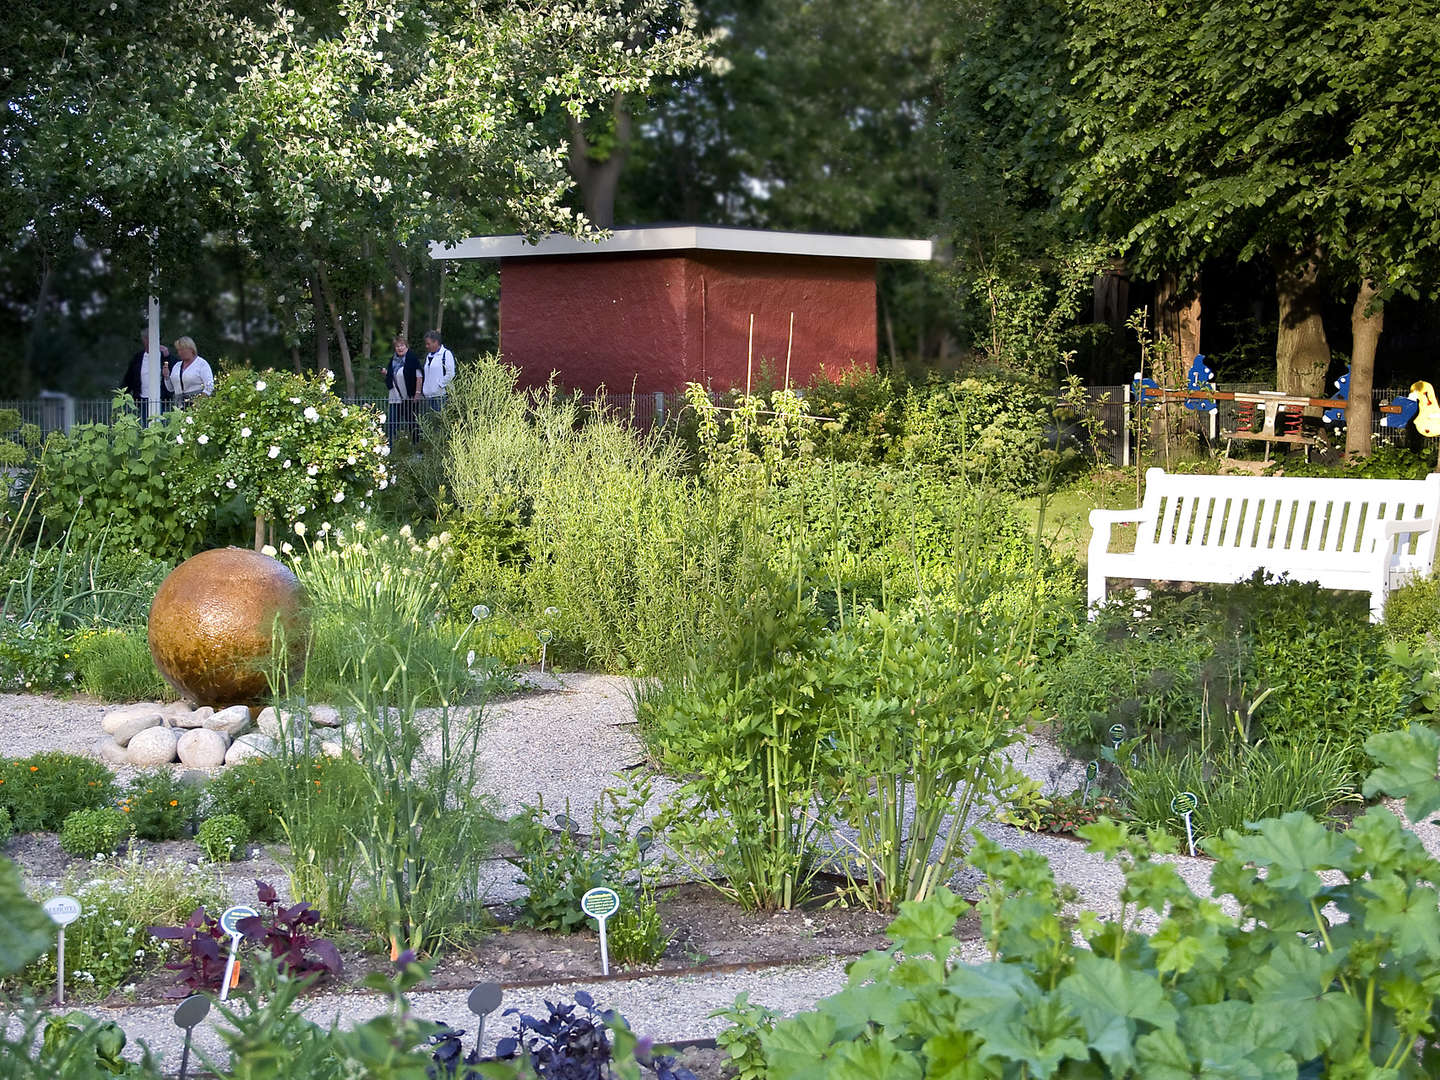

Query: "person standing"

xmin=121 ymin=332 xmax=173 ymax=417
xmin=164 ymin=336 xmax=215 ymax=406
xmin=382 ymin=333 xmax=423 ymax=445
xmin=420 ymin=330 xmax=455 ymax=411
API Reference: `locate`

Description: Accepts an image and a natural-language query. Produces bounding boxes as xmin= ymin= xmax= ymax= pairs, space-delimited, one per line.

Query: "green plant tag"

xmin=581 ymin=887 xmax=621 ymax=976
xmin=581 ymin=887 xmax=619 ymax=920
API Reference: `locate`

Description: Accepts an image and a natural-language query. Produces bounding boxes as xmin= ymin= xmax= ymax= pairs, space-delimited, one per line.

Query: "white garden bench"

xmin=1088 ymin=468 xmax=1440 ymax=621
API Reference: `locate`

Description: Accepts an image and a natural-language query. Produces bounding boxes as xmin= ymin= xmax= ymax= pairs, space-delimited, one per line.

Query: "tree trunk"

xmin=254 ymin=514 xmax=265 ymax=552
xmin=291 ymin=344 xmax=302 ymax=374
xmin=235 ymin=229 xmax=250 ymax=361
xmin=1092 ymin=257 xmax=1129 ymax=328
xmin=1155 ymin=271 xmax=1203 ymax=443
xmin=361 ymin=241 xmax=374 ymax=366
xmin=1346 ymin=279 xmax=1382 ymax=460
xmin=566 ymin=94 xmax=633 ymax=228
xmin=433 ymin=264 xmax=445 ymax=334
xmin=24 ymin=256 xmax=54 ymax=394
xmin=1273 ymin=245 xmax=1331 ymax=398
xmin=311 ymin=278 xmax=331 ymax=377
xmin=390 ymin=246 xmax=413 ymax=341
xmin=314 ymin=258 xmax=357 ymax=398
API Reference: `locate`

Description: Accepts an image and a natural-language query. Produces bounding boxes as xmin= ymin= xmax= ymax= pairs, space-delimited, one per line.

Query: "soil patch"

xmin=7 ymin=832 xmax=971 ymax=1009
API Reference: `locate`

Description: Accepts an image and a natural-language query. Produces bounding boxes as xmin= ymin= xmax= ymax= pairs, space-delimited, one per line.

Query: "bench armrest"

xmin=1088 ymin=506 xmax=1154 ymax=562
xmin=1381 ymin=515 xmax=1437 ymax=539
xmin=1088 ymin=507 xmax=1153 ymax=529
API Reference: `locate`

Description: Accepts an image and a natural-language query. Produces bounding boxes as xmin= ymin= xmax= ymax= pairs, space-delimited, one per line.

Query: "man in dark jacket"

xmin=382 ymin=334 xmax=424 ymax=446
xmin=121 ymin=332 xmax=173 ymax=418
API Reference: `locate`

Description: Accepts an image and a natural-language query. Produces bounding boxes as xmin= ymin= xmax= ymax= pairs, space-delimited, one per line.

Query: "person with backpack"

xmin=420 ymin=330 xmax=455 ymax=411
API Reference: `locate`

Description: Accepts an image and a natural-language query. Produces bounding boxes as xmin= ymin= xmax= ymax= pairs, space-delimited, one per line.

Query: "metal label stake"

xmin=173 ymin=994 xmax=210 ymax=1080
xmin=581 ymin=887 xmax=621 ymax=976
xmin=1082 ymin=761 xmax=1099 ymax=805
xmin=42 ymin=896 xmax=81 ymax=1005
xmin=467 ymin=982 xmax=502 ymax=1060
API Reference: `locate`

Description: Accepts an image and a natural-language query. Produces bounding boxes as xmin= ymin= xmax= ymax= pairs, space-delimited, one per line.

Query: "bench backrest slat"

xmin=1134 ymin=469 xmax=1440 ymax=567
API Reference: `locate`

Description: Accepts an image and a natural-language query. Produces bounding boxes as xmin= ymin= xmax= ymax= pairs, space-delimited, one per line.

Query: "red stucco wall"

xmin=498 ymin=251 xmax=876 ymax=393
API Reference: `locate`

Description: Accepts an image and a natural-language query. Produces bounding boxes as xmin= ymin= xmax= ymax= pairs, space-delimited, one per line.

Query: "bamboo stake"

xmin=784 ymin=312 xmax=794 ymax=391
xmin=746 ymin=314 xmax=754 ymax=398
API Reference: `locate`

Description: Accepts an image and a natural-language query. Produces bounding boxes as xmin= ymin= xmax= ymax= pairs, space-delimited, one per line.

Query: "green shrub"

xmin=70 ymin=627 xmax=171 ymax=702
xmin=0 ymin=752 xmax=115 ymax=832
xmin=507 ymin=780 xmax=658 ymax=934
xmin=59 ymin=808 xmax=129 ymax=858
xmin=18 ymin=849 xmax=227 ymax=1001
xmin=196 ymin=813 xmax=249 ymax=862
xmin=802 ymin=368 xmax=1063 ymax=492
xmin=1387 ymin=572 xmax=1440 ymax=644
xmin=0 ymin=620 xmax=74 ymax=692
xmin=35 ymin=401 xmax=209 ymax=561
xmin=204 ymin=758 xmax=288 ymax=842
xmin=1050 ymin=579 xmax=1416 ymax=772
xmin=442 ymin=362 xmax=760 ymax=676
xmin=120 ymin=770 xmax=200 ymax=841
xmin=0 ymin=806 xmax=13 ymax=847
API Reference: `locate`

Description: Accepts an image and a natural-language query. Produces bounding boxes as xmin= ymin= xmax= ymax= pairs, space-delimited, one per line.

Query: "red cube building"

xmin=432 ymin=226 xmax=932 ymax=394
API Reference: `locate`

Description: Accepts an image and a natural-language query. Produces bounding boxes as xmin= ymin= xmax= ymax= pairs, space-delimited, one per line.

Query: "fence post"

xmin=654 ymin=392 xmax=665 ymax=422
xmin=1122 ymin=382 xmax=1131 ymax=468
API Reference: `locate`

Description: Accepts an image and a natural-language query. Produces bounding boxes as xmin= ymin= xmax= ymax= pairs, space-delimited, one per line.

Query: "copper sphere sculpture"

xmin=148 ymin=548 xmax=309 ymax=706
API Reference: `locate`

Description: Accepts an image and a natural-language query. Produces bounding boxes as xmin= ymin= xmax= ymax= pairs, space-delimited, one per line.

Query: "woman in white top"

xmin=164 ymin=336 xmax=215 ymax=405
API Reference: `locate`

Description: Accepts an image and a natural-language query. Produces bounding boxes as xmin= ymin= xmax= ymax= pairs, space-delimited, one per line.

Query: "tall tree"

xmin=947 ymin=0 xmax=1440 ymax=418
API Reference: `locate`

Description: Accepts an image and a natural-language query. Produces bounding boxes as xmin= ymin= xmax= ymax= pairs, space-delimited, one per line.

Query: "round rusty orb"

xmin=148 ymin=548 xmax=309 ymax=706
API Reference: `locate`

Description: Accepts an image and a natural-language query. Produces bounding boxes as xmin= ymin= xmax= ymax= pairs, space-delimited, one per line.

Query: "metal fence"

xmin=3 ymin=386 xmax=1431 ymax=463
xmin=0 ymin=391 xmax=676 ymax=439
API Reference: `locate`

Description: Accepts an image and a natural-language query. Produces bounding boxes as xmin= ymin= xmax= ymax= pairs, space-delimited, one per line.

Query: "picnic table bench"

xmin=1088 ymin=468 xmax=1440 ymax=621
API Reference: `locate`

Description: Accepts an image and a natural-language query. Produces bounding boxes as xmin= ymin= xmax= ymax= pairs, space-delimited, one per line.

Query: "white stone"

xmin=102 ymin=705 xmax=164 ymax=743
xmin=309 ymin=704 xmax=342 ymax=727
xmin=126 ymin=725 xmax=180 ymax=766
xmin=164 ymin=701 xmax=211 ymax=728
xmin=94 ymin=736 xmax=128 ymax=766
xmin=225 ymin=733 xmax=277 ymax=765
xmin=177 ymin=728 xmax=230 ymax=768
xmin=318 ymin=738 xmax=343 ymax=758
xmin=113 ymin=713 xmax=163 ymax=747
xmin=204 ymin=704 xmax=253 ymax=737
xmin=256 ymin=706 xmax=282 ymax=738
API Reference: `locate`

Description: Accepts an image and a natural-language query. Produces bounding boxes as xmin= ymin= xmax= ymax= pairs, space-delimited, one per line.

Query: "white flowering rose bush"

xmin=189 ymin=370 xmax=388 ymax=539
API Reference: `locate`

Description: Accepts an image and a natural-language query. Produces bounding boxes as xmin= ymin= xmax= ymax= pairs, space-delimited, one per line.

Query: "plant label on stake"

xmin=467 ymin=982 xmax=503 ymax=1059
xmin=1082 ymin=761 xmax=1099 ymax=805
xmin=218 ymin=905 xmax=257 ymax=1001
xmin=1108 ymin=724 xmax=1126 ymax=750
xmin=537 ymin=628 xmax=553 ymax=675
xmin=42 ymin=895 xmax=81 ymax=1005
xmin=581 ymin=887 xmax=621 ymax=976
xmin=172 ymin=993 xmax=211 ymax=1080
xmin=1172 ymin=791 xmax=1199 ymax=857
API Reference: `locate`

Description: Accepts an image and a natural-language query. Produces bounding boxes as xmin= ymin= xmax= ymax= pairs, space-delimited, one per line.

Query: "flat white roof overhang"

xmin=430 ymin=225 xmax=933 ymax=262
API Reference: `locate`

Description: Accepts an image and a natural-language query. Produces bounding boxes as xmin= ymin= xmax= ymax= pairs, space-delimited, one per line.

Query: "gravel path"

xmin=5 ymin=677 xmax=1438 ymax=1068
